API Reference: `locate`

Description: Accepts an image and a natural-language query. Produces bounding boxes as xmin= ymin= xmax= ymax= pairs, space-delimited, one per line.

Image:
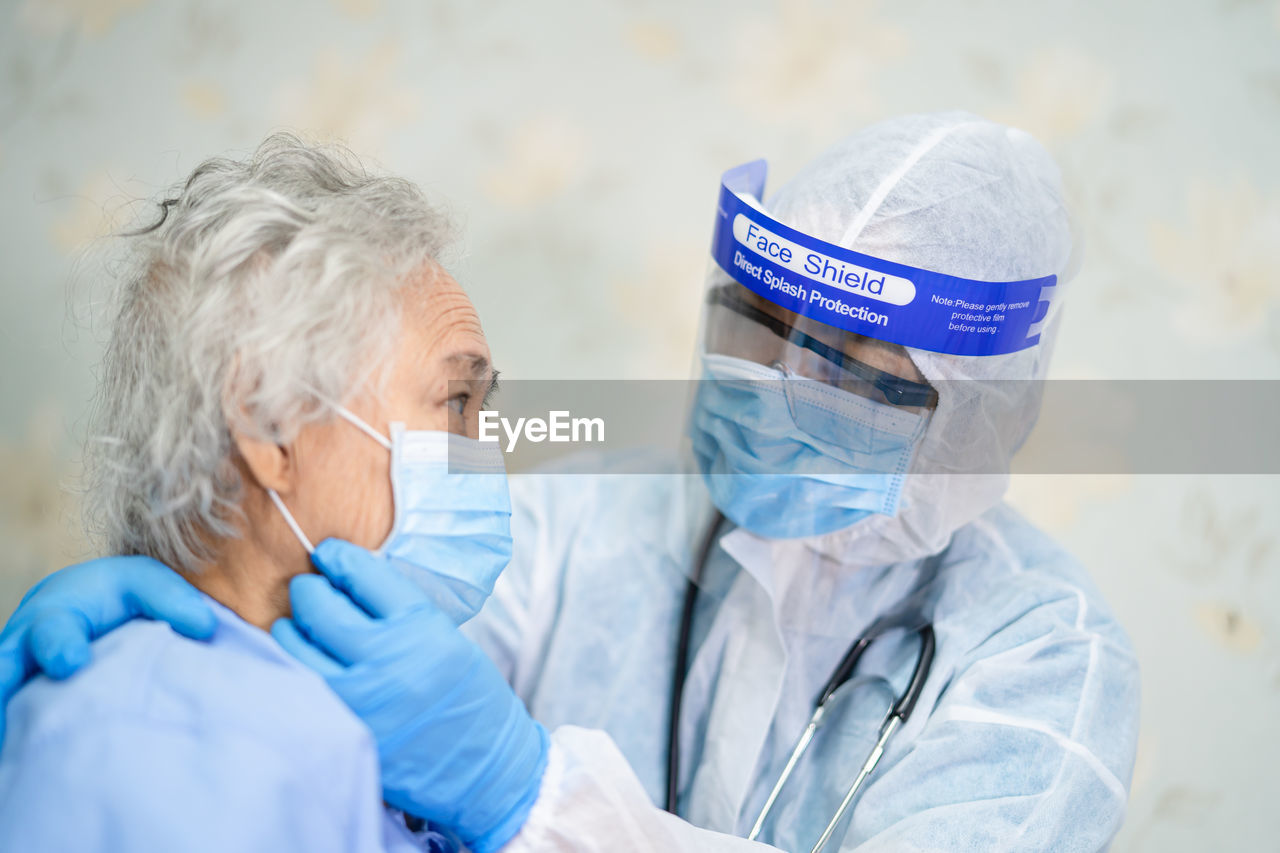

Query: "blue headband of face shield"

xmin=711 ymin=159 xmax=1059 ymax=357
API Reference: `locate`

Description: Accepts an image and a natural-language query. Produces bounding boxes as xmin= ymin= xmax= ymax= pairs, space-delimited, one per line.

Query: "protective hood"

xmin=756 ymin=111 xmax=1078 ymax=566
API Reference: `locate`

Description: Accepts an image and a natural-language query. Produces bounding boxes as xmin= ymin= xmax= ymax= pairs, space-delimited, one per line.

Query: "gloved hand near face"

xmin=273 ymin=537 xmax=549 ymax=853
xmin=261 ymin=395 xmax=550 ymax=850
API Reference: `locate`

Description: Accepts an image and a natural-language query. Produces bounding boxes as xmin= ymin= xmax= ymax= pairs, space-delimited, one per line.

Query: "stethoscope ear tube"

xmin=667 ymin=511 xmax=723 ymax=814
xmin=807 ymin=626 xmax=935 ymax=853
xmin=748 ymin=623 xmax=938 ymax=850
xmin=815 ymin=636 xmax=872 ymax=708
xmin=893 ymin=625 xmax=935 ymax=721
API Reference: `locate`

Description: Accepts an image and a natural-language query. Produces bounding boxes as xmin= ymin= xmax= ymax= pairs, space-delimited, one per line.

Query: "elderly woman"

xmin=0 ymin=135 xmax=541 ymax=852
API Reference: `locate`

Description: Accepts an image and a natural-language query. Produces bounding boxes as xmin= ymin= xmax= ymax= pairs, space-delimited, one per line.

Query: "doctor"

xmin=0 ymin=113 xmax=1139 ymax=851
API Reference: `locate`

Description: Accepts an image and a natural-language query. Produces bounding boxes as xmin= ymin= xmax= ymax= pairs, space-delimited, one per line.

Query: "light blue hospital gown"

xmin=0 ymin=596 xmax=445 ymax=853
xmin=470 ymin=466 xmax=1141 ymax=853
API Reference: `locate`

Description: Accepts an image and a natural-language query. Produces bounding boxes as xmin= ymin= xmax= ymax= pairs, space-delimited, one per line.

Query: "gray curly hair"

xmin=85 ymin=132 xmax=455 ymax=572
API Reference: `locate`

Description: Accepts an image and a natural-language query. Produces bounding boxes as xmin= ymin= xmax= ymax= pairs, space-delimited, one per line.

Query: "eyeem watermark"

xmin=479 ymin=410 xmax=605 ymax=452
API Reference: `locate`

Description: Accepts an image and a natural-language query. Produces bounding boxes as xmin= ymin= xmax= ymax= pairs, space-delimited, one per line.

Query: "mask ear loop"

xmin=268 ymin=488 xmax=316 ymax=554
xmin=330 ymin=405 xmax=393 ymax=450
xmin=264 ymin=390 xmax=392 ymax=556
xmin=298 ymin=381 xmax=394 ymax=450
xmin=318 ymin=406 xmax=399 ymax=557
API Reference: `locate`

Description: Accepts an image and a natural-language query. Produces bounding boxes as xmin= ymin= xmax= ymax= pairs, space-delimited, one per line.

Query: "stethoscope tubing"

xmin=666 ymin=513 xmax=938 ymax=853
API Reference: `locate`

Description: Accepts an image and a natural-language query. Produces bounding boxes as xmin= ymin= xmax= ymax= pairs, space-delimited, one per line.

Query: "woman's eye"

xmin=447 ymin=394 xmax=470 ymax=416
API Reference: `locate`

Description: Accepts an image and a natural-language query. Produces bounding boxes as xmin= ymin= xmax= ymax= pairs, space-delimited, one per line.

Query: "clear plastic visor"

xmin=699 ymin=271 xmax=938 ymax=413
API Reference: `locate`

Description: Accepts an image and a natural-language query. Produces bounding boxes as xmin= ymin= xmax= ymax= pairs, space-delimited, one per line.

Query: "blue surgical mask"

xmin=690 ymin=353 xmax=927 ymax=539
xmin=269 ymin=406 xmax=512 ymax=624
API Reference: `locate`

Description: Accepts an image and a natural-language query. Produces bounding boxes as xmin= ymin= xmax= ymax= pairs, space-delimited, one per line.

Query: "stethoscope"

xmin=666 ymin=512 xmax=938 ymax=853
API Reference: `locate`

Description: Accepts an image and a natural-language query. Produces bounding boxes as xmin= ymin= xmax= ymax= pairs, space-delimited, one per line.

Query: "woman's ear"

xmin=232 ymin=429 xmax=295 ymax=494
xmin=223 ymin=358 xmax=296 ymax=494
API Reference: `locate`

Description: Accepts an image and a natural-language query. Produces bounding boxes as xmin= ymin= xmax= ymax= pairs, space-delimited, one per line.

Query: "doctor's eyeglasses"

xmin=703 ymin=285 xmax=939 ymax=411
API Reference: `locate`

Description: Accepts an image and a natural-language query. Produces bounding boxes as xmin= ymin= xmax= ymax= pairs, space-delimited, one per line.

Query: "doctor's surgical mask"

xmin=690 ymin=353 xmax=929 ymax=539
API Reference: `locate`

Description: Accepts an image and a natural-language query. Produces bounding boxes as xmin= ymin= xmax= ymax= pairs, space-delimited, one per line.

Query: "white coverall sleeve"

xmin=505 ymin=726 xmax=778 ymax=853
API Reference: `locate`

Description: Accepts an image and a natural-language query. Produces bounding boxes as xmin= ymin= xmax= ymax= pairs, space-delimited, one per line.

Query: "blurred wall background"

xmin=0 ymin=0 xmax=1276 ymax=848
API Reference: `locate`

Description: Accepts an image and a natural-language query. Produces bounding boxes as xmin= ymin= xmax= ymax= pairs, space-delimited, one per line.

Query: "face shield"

xmin=689 ymin=159 xmax=1061 ymax=541
xmin=701 ymin=279 xmax=939 ymax=412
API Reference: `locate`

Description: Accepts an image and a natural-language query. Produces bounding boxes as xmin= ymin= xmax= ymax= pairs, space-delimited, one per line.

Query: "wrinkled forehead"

xmin=394 ymin=266 xmax=493 ymax=379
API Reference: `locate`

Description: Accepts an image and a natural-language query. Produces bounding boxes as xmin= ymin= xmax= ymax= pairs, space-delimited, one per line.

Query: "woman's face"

xmin=280 ymin=265 xmax=496 ymax=553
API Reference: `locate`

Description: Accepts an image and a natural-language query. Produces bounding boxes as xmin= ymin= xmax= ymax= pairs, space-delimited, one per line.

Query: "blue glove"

xmin=272 ymin=538 xmax=549 ymax=853
xmin=0 ymin=555 xmax=217 ymax=744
